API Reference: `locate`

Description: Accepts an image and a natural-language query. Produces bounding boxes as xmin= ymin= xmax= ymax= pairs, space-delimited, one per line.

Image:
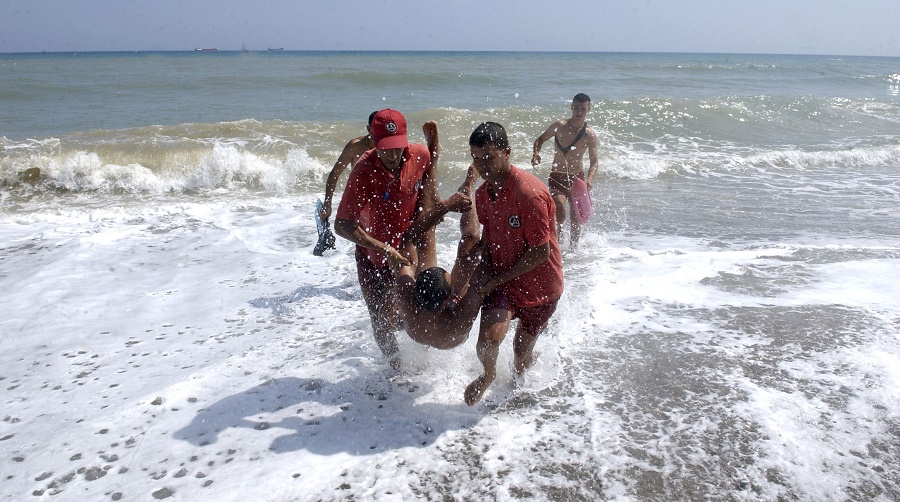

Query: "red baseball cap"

xmin=370 ymin=109 xmax=408 ymax=150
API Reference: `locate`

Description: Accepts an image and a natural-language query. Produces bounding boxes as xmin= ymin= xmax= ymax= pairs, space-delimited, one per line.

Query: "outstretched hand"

xmin=443 ymin=192 xmax=472 ymax=213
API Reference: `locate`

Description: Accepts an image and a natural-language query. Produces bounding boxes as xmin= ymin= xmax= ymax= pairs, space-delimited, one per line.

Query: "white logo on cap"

xmin=385 ymin=121 xmax=398 ymax=134
xmin=508 ymin=215 xmax=521 ymax=228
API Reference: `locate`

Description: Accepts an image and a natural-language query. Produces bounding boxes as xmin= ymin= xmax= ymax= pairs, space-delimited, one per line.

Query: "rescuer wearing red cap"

xmin=335 ymin=109 xmax=440 ymax=370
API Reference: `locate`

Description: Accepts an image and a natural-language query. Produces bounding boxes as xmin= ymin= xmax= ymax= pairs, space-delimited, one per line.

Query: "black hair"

xmin=368 ymin=111 xmax=378 ymax=125
xmin=468 ymin=122 xmax=509 ymax=150
xmin=414 ymin=267 xmax=451 ymax=312
xmin=573 ymin=93 xmax=591 ymax=104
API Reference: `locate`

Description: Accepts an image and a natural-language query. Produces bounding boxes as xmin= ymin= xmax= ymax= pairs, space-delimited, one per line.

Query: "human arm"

xmin=531 ymin=122 xmax=559 ymax=167
xmin=478 ymin=241 xmax=551 ymax=297
xmin=585 ymin=127 xmax=600 ymax=190
xmin=320 ymin=137 xmax=369 ymax=222
xmin=419 ymin=122 xmax=441 ymax=216
xmin=334 ymin=218 xmax=411 ymax=269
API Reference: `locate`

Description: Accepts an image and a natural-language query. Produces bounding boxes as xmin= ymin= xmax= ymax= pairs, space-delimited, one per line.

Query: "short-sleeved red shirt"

xmin=476 ymin=165 xmax=564 ymax=307
xmin=336 ymin=144 xmax=431 ymax=265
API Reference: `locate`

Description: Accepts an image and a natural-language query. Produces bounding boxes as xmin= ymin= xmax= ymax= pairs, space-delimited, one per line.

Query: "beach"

xmin=1 ymin=51 xmax=899 ymax=501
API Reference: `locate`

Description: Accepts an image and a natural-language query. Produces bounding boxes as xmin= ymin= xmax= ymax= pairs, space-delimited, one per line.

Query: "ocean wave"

xmin=0 ymin=123 xmax=331 ymax=196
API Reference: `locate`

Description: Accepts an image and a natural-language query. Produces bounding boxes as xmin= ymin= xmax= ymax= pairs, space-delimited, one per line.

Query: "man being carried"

xmin=385 ymin=165 xmax=487 ymax=350
xmin=465 ymin=122 xmax=564 ymax=405
xmin=531 ymin=93 xmax=600 ymax=249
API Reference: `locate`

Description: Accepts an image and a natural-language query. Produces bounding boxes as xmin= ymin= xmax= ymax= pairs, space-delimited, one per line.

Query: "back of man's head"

xmin=414 ymin=267 xmax=451 ymax=312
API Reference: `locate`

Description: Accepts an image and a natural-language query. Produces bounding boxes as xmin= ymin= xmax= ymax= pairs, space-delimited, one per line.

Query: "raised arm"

xmin=320 ymin=136 xmax=369 ymax=222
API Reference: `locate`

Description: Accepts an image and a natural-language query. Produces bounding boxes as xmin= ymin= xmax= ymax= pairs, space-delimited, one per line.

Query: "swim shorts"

xmin=483 ymin=290 xmax=558 ymax=337
xmin=355 ymin=246 xmax=395 ymax=293
xmin=547 ymin=171 xmax=585 ymax=199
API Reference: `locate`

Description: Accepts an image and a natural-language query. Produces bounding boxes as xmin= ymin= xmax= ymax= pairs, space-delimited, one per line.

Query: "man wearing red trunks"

xmin=531 ymin=93 xmax=600 ymax=249
xmin=464 ymin=122 xmax=564 ymax=405
xmin=335 ymin=109 xmax=439 ymax=370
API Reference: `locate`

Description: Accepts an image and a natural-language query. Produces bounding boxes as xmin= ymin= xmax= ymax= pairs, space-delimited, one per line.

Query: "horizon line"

xmin=0 ymin=49 xmax=897 ymax=59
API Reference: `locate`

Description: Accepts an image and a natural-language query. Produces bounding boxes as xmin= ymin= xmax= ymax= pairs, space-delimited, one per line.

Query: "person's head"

xmin=365 ymin=110 xmax=378 ymax=135
xmin=371 ymin=108 xmax=408 ymax=169
xmin=571 ymin=93 xmax=591 ymax=120
xmin=414 ymin=267 xmax=452 ymax=312
xmin=469 ymin=122 xmax=511 ymax=185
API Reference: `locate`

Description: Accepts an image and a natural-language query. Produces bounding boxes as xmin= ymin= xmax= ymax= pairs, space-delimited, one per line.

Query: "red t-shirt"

xmin=476 ymin=165 xmax=564 ymax=307
xmin=336 ymin=144 xmax=431 ymax=265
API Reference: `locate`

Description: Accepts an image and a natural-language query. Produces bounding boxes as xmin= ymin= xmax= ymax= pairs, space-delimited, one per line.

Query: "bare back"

xmin=396 ymin=262 xmax=487 ymax=349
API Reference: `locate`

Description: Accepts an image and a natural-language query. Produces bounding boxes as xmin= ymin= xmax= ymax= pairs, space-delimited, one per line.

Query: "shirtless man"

xmin=531 ymin=93 xmax=600 ymax=248
xmin=318 ymin=111 xmax=377 ymax=224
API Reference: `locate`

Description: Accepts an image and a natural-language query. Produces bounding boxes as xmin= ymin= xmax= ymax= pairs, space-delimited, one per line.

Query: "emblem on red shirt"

xmin=385 ymin=121 xmax=398 ymax=134
xmin=508 ymin=215 xmax=521 ymax=228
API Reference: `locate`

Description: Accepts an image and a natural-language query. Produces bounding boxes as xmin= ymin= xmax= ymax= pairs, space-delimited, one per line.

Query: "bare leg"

xmin=512 ymin=323 xmax=541 ymax=378
xmin=551 ymin=191 xmax=568 ymax=246
xmin=359 ymin=268 xmax=401 ymax=370
xmin=465 ymin=308 xmax=512 ymax=405
xmin=450 ymin=166 xmax=480 ymax=296
xmin=569 ymin=198 xmax=581 ymax=249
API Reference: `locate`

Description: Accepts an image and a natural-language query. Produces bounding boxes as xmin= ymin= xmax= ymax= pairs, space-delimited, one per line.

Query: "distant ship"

xmin=268 ymin=48 xmax=284 ymax=51
xmin=194 ymin=48 xmax=218 ymax=52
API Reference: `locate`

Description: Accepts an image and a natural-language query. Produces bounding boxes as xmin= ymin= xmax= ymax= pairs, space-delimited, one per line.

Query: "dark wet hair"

xmin=368 ymin=111 xmax=378 ymax=125
xmin=469 ymin=122 xmax=509 ymax=150
xmin=414 ymin=267 xmax=451 ymax=312
xmin=573 ymin=93 xmax=591 ymax=104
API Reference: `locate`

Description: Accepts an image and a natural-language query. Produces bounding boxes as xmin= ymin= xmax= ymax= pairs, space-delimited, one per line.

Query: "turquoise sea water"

xmin=1 ymin=51 xmax=899 ymax=500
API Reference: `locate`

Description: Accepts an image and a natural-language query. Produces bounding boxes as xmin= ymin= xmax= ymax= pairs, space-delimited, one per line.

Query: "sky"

xmin=0 ymin=0 xmax=898 ymax=57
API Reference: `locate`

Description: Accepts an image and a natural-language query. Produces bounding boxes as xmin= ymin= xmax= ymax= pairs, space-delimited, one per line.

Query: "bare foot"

xmin=513 ymin=352 xmax=535 ymax=379
xmin=464 ymin=374 xmax=494 ymax=406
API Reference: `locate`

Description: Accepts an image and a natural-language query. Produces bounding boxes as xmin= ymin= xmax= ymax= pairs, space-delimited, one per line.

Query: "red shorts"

xmin=548 ymin=171 xmax=585 ymax=200
xmin=483 ymin=290 xmax=558 ymax=336
xmin=355 ymin=246 xmax=395 ymax=293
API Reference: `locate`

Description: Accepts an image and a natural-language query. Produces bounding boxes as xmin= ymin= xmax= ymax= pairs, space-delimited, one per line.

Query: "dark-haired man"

xmin=318 ymin=111 xmax=378 ymax=224
xmin=465 ymin=122 xmax=564 ymax=405
xmin=531 ymin=93 xmax=599 ymax=248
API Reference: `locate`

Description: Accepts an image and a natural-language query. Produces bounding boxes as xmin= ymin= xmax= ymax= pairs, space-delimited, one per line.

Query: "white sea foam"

xmin=3 ymin=52 xmax=900 ymax=501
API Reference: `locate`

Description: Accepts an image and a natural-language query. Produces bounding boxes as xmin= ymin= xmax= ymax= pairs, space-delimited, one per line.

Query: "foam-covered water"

xmin=1 ymin=51 xmax=899 ymax=501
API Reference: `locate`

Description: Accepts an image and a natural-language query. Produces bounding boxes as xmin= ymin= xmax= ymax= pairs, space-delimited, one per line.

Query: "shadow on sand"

xmin=248 ymin=285 xmax=356 ymax=315
xmin=173 ymin=370 xmax=480 ymax=456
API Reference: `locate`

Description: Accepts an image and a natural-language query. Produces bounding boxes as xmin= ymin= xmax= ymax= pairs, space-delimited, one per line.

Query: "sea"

xmin=1 ymin=51 xmax=899 ymax=501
